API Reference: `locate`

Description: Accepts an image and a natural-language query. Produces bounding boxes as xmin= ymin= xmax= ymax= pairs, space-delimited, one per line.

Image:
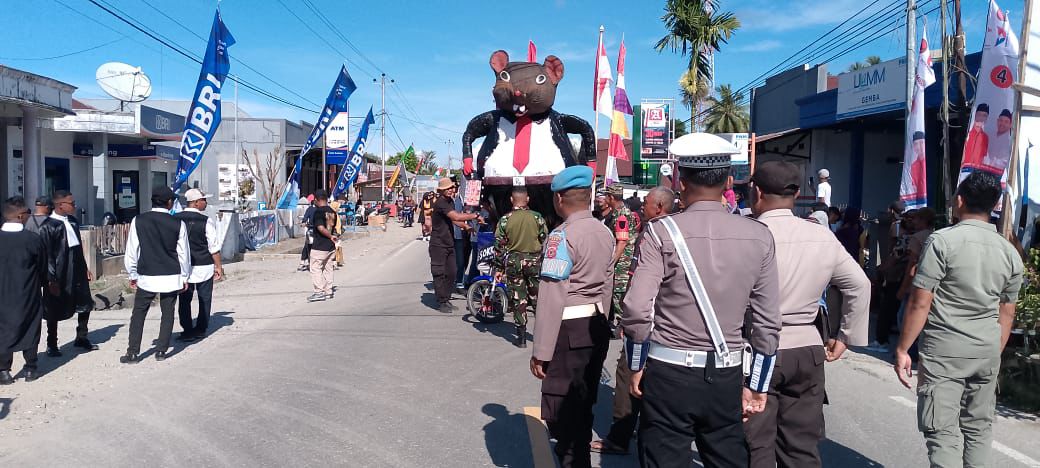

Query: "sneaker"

xmin=298 ymin=265 xmax=310 ymax=272
xmin=307 ymin=293 xmax=327 ymax=302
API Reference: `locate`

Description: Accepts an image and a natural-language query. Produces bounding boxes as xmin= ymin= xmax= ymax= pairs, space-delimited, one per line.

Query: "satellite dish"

xmin=96 ymin=62 xmax=152 ymax=107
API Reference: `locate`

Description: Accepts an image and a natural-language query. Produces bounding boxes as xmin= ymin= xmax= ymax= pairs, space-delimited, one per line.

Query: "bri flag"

xmin=172 ymin=10 xmax=235 ymax=191
xmin=277 ymin=66 xmax=357 ymax=209
xmin=899 ymin=26 xmax=936 ymax=210
xmin=331 ymin=108 xmax=376 ymax=199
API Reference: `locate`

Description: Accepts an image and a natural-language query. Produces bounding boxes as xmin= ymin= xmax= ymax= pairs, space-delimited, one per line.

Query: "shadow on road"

xmin=164 ymin=311 xmax=236 ymax=359
xmin=420 ymin=292 xmax=440 ymax=310
xmin=464 ymin=315 xmax=531 ymax=346
xmin=0 ymin=398 xmax=11 ymax=421
xmin=482 ymin=403 xmax=535 ymax=468
xmin=820 ymin=438 xmax=884 ymax=467
xmin=37 ymin=324 xmax=123 ymax=376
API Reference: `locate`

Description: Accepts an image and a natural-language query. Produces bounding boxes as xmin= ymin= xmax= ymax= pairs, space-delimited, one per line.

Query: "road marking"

xmin=889 ymin=396 xmax=1040 ymax=467
xmin=523 ymin=406 xmax=556 ymax=468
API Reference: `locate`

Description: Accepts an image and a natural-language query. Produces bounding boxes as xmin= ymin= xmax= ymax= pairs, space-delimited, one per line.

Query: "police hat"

xmin=669 ymin=133 xmax=738 ymax=169
xmin=551 ymin=166 xmax=594 ymax=192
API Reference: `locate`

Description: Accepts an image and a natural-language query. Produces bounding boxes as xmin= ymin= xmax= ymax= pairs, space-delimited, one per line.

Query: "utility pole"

xmin=941 ymin=0 xmax=953 ymax=219
xmin=955 ymin=0 xmax=969 ymax=144
xmin=906 ymin=0 xmax=917 ymax=117
xmin=375 ymin=73 xmax=392 ymax=202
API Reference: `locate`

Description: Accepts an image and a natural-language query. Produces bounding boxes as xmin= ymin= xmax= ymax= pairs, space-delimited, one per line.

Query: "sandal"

xmin=590 ymin=439 xmax=629 ymax=455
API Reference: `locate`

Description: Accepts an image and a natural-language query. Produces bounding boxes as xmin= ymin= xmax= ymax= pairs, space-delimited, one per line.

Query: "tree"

xmin=704 ymin=84 xmax=749 ymax=133
xmin=242 ymin=145 xmax=288 ymax=207
xmin=678 ymin=69 xmax=710 ymax=125
xmin=386 ymin=148 xmax=438 ymax=175
xmin=655 ymin=0 xmax=740 ymax=83
xmin=673 ymin=119 xmax=688 ymax=138
xmin=847 ymin=55 xmax=882 ymax=72
xmin=866 ymin=55 xmax=882 ymax=65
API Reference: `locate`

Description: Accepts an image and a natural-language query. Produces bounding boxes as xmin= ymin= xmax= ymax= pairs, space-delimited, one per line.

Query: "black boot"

xmin=515 ymin=325 xmax=527 ymax=348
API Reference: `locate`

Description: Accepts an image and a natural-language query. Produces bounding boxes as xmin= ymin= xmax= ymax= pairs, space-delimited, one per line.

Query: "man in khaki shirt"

xmin=742 ymin=161 xmax=870 ymax=468
xmin=895 ymin=171 xmax=1023 ymax=468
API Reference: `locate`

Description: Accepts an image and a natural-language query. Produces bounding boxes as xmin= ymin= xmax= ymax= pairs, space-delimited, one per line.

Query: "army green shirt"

xmin=912 ymin=220 xmax=1023 ymax=358
xmin=494 ymin=208 xmax=548 ymax=266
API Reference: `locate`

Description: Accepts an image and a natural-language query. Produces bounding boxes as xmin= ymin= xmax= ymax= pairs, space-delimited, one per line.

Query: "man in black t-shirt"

xmin=307 ymin=190 xmax=338 ymax=302
xmin=430 ymin=178 xmax=481 ymax=313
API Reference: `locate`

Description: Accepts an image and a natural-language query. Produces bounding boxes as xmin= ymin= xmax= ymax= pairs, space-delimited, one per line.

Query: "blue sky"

xmin=0 ymin=0 xmax=1010 ymax=168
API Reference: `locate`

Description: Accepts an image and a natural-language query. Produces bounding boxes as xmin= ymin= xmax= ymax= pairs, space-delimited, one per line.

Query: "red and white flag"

xmin=899 ymin=27 xmax=936 ymax=209
xmin=593 ymin=33 xmax=613 ymax=118
xmin=527 ymin=40 xmax=537 ymax=63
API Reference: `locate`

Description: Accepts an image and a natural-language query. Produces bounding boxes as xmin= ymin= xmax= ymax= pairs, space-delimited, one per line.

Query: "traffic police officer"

xmin=603 ymin=184 xmax=640 ymax=329
xmin=530 ymin=165 xmax=614 ymax=468
xmin=492 ymin=186 xmax=548 ymax=348
xmin=622 ymin=133 xmax=782 ymax=468
xmin=743 ymin=161 xmax=870 ymax=468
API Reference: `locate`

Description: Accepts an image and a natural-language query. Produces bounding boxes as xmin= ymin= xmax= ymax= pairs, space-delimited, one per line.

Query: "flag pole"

xmin=1002 ymin=2 xmax=1032 ymax=236
xmin=594 ymin=25 xmax=604 ymax=204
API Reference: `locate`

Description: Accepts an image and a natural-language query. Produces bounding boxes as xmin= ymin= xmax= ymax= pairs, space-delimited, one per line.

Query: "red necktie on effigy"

xmin=513 ymin=116 xmax=532 ymax=174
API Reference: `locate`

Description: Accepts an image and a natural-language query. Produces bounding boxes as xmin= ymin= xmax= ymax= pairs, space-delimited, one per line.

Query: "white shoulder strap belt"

xmin=655 ymin=217 xmax=739 ymax=367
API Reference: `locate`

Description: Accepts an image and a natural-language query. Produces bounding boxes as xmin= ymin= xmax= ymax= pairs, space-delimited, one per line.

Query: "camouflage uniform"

xmin=493 ymin=207 xmax=548 ymax=327
xmin=604 ymin=205 xmax=640 ymax=321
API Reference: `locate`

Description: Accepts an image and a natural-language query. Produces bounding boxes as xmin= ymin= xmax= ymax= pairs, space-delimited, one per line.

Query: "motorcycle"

xmin=466 ymin=231 xmax=507 ymax=324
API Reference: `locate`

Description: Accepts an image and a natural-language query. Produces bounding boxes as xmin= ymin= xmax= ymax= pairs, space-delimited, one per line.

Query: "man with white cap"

xmin=816 ymin=169 xmax=832 ymax=207
xmin=174 ymin=188 xmax=224 ymax=342
xmin=622 ymin=133 xmax=782 ymax=468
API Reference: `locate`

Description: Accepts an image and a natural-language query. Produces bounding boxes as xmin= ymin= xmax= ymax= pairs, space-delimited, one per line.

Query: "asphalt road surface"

xmin=2 ymin=224 xmax=1040 ymax=467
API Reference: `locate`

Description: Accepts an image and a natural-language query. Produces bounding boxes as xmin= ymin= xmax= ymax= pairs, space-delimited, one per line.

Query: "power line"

xmin=0 ymin=36 xmax=127 ymax=61
xmin=273 ymin=0 xmax=376 ymax=80
xmin=86 ymin=0 xmax=320 ymax=114
xmin=296 ymin=0 xmax=384 ymax=75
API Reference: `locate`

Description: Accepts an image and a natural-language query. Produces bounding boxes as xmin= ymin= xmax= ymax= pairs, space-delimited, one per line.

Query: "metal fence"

xmin=90 ymin=224 xmax=131 ymax=256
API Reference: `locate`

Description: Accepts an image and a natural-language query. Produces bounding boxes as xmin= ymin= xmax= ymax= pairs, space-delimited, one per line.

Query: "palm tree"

xmin=704 ymin=84 xmax=749 ymax=133
xmin=847 ymin=55 xmax=882 ymax=72
xmin=655 ymin=0 xmax=740 ymax=83
xmin=847 ymin=62 xmax=867 ymax=72
xmin=678 ymin=69 xmax=710 ymax=123
xmin=865 ymin=55 xmax=882 ymax=65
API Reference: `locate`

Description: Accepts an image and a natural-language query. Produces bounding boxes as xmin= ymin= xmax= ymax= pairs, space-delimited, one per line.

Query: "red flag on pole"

xmin=527 ymin=40 xmax=537 ymax=63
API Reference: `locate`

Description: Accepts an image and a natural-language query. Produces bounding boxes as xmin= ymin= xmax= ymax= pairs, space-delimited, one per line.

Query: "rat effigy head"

xmin=489 ymin=50 xmax=563 ymax=118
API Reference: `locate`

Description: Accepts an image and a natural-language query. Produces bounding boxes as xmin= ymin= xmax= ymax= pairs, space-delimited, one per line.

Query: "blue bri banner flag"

xmin=276 ymin=66 xmax=357 ymax=209
xmin=332 ymin=108 xmax=376 ymax=199
xmin=172 ymin=10 xmax=235 ymax=192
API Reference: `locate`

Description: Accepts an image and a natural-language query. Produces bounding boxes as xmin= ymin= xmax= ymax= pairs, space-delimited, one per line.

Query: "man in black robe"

xmin=24 ymin=196 xmax=70 ymax=339
xmin=47 ymin=190 xmax=97 ymax=356
xmin=0 ymin=197 xmax=47 ymax=384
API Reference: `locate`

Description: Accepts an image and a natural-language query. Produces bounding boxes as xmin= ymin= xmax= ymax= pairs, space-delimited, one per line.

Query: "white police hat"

xmin=669 ymin=133 xmax=740 ymax=169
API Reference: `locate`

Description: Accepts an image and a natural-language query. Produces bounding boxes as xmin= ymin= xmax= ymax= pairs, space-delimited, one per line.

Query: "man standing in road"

xmin=895 ymin=171 xmax=1023 ymax=468
xmin=429 ymin=178 xmax=481 ymax=313
xmin=622 ymin=139 xmax=782 ymax=468
xmin=492 ymin=187 xmax=547 ymax=348
xmin=0 ymin=197 xmax=46 ymax=384
xmin=121 ymin=186 xmax=190 ymax=363
xmin=816 ymin=169 xmax=832 ymax=207
xmin=175 ymin=189 xmax=224 ymax=341
xmin=743 ymin=161 xmax=871 ymax=468
xmin=603 ymin=184 xmax=640 ymax=331
xmin=592 ymin=186 xmax=674 ymax=457
xmin=48 ymin=190 xmax=97 ymax=355
xmin=24 ymin=196 xmax=72 ymax=357
xmin=307 ymin=190 xmax=337 ymax=302
xmin=530 ymin=165 xmax=614 ymax=468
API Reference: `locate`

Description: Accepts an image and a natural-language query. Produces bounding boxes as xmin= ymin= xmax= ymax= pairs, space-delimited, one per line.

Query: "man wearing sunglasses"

xmin=45 ymin=190 xmax=97 ymax=356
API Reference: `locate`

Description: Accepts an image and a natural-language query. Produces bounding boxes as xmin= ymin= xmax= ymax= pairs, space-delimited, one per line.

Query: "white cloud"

xmin=737 ymin=0 xmax=866 ymax=32
xmin=733 ymin=39 xmax=784 ymax=52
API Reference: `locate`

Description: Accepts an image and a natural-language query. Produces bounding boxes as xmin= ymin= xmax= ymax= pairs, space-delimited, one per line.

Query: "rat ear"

xmin=490 ymin=50 xmax=509 ymax=74
xmin=543 ymin=55 xmax=564 ymax=84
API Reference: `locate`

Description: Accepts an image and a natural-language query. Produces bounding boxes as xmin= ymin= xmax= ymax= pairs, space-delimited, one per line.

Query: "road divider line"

xmin=890 ymin=396 xmax=1040 ymax=467
xmin=523 ymin=406 xmax=555 ymax=468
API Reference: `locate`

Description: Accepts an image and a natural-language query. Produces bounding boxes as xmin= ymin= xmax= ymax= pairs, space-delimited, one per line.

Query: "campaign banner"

xmin=959 ymin=0 xmax=1019 ymax=180
xmin=173 ymin=11 xmax=235 ymax=191
xmin=331 ymin=108 xmax=376 ymax=199
xmin=640 ymin=102 xmax=670 ymax=160
xmin=899 ymin=28 xmax=936 ymax=210
xmin=240 ymin=211 xmax=278 ymax=250
xmin=277 ymin=66 xmax=358 ymax=209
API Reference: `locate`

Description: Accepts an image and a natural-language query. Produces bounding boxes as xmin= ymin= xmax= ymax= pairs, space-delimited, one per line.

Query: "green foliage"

xmin=704 ymin=84 xmax=749 ymax=133
xmin=673 ymin=119 xmax=688 ymax=138
xmin=678 ymin=69 xmax=710 ymax=124
xmin=655 ymin=0 xmax=739 ymax=82
xmin=386 ymin=148 xmax=438 ymax=175
xmin=1017 ymin=249 xmax=1040 ymax=342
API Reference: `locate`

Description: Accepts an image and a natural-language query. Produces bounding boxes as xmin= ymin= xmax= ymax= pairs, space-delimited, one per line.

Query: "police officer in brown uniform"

xmin=622 ymin=134 xmax=782 ymax=468
xmin=743 ymin=161 xmax=870 ymax=468
xmin=530 ymin=165 xmax=614 ymax=468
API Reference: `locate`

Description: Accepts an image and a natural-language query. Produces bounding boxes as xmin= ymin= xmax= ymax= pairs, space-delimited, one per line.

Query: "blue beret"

xmin=551 ymin=166 xmax=594 ymax=192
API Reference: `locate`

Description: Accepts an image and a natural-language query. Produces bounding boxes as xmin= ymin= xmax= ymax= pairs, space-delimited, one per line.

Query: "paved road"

xmin=2 ymin=223 xmax=1040 ymax=467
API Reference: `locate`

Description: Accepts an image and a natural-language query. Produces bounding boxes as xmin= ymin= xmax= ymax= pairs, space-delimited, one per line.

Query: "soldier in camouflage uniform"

xmin=492 ymin=187 xmax=549 ymax=348
xmin=603 ymin=184 xmax=640 ymax=330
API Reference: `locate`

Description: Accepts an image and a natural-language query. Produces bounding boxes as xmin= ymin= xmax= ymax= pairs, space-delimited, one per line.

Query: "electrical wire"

xmin=0 ymin=36 xmax=127 ymax=61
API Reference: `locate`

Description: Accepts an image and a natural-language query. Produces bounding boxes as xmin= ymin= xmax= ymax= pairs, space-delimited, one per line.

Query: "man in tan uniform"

xmin=622 ymin=134 xmax=782 ymax=468
xmin=742 ymin=161 xmax=871 ymax=468
xmin=530 ymin=165 xmax=614 ymax=468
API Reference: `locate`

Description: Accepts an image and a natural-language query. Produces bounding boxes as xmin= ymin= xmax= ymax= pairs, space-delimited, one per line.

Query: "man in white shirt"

xmin=982 ymin=109 xmax=1013 ymax=173
xmin=816 ymin=169 xmax=832 ymax=207
xmin=121 ymin=186 xmax=190 ymax=363
xmin=174 ymin=189 xmax=224 ymax=342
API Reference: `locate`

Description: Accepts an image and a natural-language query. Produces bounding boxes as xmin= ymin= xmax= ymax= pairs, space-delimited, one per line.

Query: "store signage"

xmin=640 ymin=102 xmax=671 ymax=159
xmin=325 ymin=111 xmax=351 ymax=165
xmin=836 ymin=57 xmax=907 ymax=120
xmin=138 ymin=105 xmax=185 ymax=140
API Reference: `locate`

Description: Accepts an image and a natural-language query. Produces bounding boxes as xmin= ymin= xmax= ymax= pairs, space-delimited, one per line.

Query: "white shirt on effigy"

xmin=483 ymin=116 xmax=565 ymax=178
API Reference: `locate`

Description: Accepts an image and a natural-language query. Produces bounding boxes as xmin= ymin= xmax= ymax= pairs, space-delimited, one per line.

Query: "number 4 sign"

xmin=991 ymin=65 xmax=1014 ymax=89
